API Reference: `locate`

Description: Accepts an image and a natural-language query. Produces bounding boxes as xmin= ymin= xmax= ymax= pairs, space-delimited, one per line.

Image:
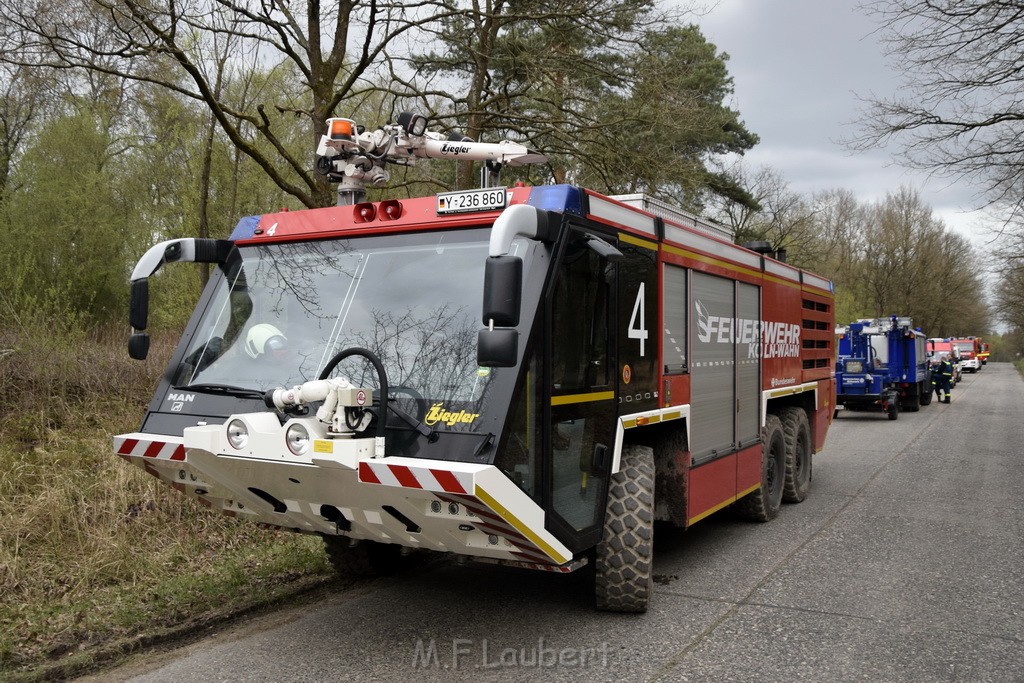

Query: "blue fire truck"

xmin=835 ymin=316 xmax=931 ymax=420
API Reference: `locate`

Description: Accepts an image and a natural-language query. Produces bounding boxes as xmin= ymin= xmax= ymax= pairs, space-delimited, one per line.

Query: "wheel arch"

xmin=619 ymin=417 xmax=690 ymax=528
xmin=763 ymin=386 xmax=817 ymax=446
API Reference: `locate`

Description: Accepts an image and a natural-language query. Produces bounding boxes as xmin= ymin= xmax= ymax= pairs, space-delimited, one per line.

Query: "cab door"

xmin=544 ymin=227 xmax=617 ymax=551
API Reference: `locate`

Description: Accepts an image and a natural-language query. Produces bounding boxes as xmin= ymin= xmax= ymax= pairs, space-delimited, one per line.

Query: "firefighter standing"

xmin=932 ymin=354 xmax=953 ymax=403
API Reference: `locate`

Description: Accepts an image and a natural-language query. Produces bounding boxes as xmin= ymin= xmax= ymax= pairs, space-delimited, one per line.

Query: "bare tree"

xmin=852 ymin=1 xmax=1024 ymax=222
xmin=0 ymin=65 xmax=50 ymax=197
xmin=857 ymin=187 xmax=988 ymax=335
xmin=709 ymin=164 xmax=814 ymax=260
xmin=0 ymin=0 xmax=457 ymax=208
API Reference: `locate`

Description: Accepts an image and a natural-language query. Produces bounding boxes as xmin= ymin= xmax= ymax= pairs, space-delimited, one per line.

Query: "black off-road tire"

xmin=887 ymin=400 xmax=899 ymax=420
xmin=322 ymin=536 xmax=405 ymax=578
xmin=780 ymin=407 xmax=811 ymax=504
xmin=919 ymin=381 xmax=933 ymax=406
xmin=595 ymin=444 xmax=655 ymax=613
xmin=736 ymin=413 xmax=786 ymax=522
xmin=902 ymin=385 xmax=921 ymax=412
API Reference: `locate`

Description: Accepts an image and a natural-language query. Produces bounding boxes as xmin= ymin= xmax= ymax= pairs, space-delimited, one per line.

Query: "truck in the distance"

xmin=950 ymin=337 xmax=983 ymax=373
xmin=113 ymin=111 xmax=836 ymax=613
xmin=835 ymin=316 xmax=932 ymax=420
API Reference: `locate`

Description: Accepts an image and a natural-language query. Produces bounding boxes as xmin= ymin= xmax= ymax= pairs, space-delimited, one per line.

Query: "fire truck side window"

xmin=548 ymin=231 xmax=615 ymax=533
xmin=496 ymin=353 xmax=541 ymax=500
xmin=550 ymin=236 xmax=611 ymax=392
xmin=663 ymin=264 xmax=688 ymax=373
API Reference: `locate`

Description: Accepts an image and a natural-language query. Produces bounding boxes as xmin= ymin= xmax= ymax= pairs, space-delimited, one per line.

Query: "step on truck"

xmin=835 ymin=317 xmax=932 ymax=420
xmin=115 ymin=112 xmax=837 ymax=613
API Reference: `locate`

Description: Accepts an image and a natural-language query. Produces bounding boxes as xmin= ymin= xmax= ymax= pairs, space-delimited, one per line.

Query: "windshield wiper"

xmin=173 ymin=383 xmax=267 ymax=401
xmin=387 ymin=403 xmax=438 ymax=442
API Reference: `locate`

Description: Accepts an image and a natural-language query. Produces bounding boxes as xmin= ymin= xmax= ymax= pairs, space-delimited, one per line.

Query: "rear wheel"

xmin=887 ymin=400 xmax=899 ymax=420
xmin=780 ymin=407 xmax=811 ymax=504
xmin=919 ymin=381 xmax=933 ymax=406
xmin=736 ymin=413 xmax=786 ymax=522
xmin=902 ymin=385 xmax=921 ymax=412
xmin=595 ymin=444 xmax=655 ymax=613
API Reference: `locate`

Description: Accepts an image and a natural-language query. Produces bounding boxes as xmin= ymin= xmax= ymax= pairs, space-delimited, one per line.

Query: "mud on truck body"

xmin=115 ymin=113 xmax=836 ymax=613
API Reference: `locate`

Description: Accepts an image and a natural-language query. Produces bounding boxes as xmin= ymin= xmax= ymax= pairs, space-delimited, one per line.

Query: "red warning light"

xmin=353 ymin=202 xmax=376 ymax=223
xmin=378 ymin=200 xmax=403 ymax=220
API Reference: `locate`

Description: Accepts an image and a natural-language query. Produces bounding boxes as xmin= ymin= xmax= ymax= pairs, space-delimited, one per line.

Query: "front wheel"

xmin=322 ymin=536 xmax=407 ymax=578
xmin=887 ymin=400 xmax=899 ymax=420
xmin=736 ymin=413 xmax=786 ymax=522
xmin=595 ymin=444 xmax=655 ymax=613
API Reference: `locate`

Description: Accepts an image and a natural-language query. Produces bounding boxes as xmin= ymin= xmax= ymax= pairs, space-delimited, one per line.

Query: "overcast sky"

xmin=692 ymin=0 xmax=994 ymax=244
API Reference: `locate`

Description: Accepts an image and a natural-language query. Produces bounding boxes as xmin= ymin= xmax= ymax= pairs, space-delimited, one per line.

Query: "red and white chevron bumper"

xmin=114 ymin=434 xmax=185 ymax=462
xmin=113 ymin=423 xmax=573 ymax=568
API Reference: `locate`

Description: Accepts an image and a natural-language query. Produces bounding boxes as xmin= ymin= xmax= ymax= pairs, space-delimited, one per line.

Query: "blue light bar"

xmin=527 ymin=185 xmax=583 ymax=216
xmin=229 ymin=215 xmax=262 ymax=240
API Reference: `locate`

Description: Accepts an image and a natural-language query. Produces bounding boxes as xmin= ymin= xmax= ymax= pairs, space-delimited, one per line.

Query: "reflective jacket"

xmin=937 ymin=360 xmax=953 ymax=381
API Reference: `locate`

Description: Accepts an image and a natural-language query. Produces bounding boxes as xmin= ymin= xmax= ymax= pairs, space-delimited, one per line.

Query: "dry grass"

xmin=0 ymin=322 xmax=335 ymax=680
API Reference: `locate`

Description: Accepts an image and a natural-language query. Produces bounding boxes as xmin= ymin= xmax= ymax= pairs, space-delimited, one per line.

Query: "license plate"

xmin=436 ymin=188 xmax=508 ymax=215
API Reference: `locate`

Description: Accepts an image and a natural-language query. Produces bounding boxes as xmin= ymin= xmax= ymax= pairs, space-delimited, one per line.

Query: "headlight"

xmin=286 ymin=423 xmax=311 ymax=456
xmin=226 ymin=419 xmax=249 ymax=450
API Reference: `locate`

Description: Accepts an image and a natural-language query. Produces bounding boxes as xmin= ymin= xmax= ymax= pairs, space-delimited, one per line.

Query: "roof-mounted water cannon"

xmin=315 ymin=112 xmax=547 ymax=205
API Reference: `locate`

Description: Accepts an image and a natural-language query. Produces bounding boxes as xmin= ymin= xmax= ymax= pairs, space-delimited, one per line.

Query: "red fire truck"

xmin=115 ymin=113 xmax=836 ymax=613
xmin=978 ymin=340 xmax=990 ymax=365
xmin=950 ymin=336 xmax=983 ymax=372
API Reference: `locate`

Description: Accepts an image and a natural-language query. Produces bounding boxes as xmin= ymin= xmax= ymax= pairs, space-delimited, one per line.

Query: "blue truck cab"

xmin=835 ymin=316 xmax=932 ymax=420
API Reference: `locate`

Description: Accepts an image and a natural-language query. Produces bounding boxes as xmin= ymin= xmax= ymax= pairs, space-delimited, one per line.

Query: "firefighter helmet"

xmin=244 ymin=323 xmax=287 ymax=360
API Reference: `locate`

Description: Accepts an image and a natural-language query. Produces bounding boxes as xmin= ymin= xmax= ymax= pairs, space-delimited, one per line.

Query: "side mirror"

xmin=478 ymin=255 xmax=522 ymax=367
xmin=481 ymin=255 xmax=522 ymax=327
xmin=129 ymin=279 xmax=149 ymax=331
xmin=477 ymin=328 xmax=518 ymax=367
xmin=128 ymin=332 xmax=150 ymax=360
xmin=478 ymin=205 xmax=557 ymax=368
xmin=127 ymin=237 xmax=233 ymax=361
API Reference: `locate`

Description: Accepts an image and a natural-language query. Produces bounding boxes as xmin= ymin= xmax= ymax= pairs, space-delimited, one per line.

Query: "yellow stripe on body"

xmin=551 ymin=391 xmax=615 ymax=406
xmin=619 ymin=233 xmax=659 ymax=251
xmin=475 ymin=485 xmax=569 ymax=564
xmin=687 ymin=483 xmax=761 ymax=525
xmin=662 ymin=243 xmax=800 ymax=290
xmin=622 ymin=409 xmax=684 ymax=430
xmin=769 ymin=385 xmax=813 ymax=398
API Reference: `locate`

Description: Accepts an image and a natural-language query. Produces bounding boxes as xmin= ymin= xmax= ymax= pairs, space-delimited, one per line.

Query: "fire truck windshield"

xmin=171 ymin=228 xmax=522 ymax=427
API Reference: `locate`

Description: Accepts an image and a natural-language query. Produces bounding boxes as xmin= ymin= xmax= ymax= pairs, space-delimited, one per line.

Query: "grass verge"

xmin=0 ymin=323 xmax=337 ymax=681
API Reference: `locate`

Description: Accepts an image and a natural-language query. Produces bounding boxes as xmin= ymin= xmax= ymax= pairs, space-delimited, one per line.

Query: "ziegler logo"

xmin=439 ymin=143 xmax=472 ymax=155
xmin=424 ymin=403 xmax=480 ymax=427
xmin=695 ymin=299 xmax=801 ymax=359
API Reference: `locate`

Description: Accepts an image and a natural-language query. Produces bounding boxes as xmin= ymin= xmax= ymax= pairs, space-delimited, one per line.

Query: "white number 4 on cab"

xmin=628 ymin=283 xmax=648 ymax=357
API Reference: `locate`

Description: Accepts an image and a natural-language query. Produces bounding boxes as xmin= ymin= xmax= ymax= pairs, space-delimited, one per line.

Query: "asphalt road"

xmin=96 ymin=363 xmax=1024 ymax=682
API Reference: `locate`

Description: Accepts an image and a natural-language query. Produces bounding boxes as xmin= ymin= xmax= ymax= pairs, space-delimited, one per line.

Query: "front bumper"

xmin=114 ymin=416 xmax=572 ymax=568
